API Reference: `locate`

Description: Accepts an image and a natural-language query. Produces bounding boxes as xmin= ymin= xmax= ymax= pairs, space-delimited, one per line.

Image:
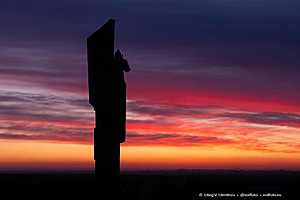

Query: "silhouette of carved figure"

xmin=113 ymin=49 xmax=130 ymax=143
xmin=115 ymin=49 xmax=131 ymax=72
xmin=87 ymin=19 xmax=130 ymax=198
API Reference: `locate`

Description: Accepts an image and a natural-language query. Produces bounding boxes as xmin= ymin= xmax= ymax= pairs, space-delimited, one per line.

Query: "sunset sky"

xmin=1 ymin=0 xmax=300 ymax=172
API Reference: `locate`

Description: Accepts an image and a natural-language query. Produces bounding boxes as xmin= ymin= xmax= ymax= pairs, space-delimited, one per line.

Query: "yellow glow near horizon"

xmin=0 ymin=139 xmax=300 ymax=171
xmin=121 ymin=145 xmax=300 ymax=170
xmin=0 ymin=139 xmax=94 ymax=171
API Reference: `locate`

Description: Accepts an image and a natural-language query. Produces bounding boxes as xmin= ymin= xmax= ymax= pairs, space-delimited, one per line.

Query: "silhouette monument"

xmin=87 ymin=19 xmax=130 ymax=194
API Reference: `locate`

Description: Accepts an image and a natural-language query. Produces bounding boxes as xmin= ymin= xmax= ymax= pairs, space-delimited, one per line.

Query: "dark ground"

xmin=0 ymin=170 xmax=298 ymax=199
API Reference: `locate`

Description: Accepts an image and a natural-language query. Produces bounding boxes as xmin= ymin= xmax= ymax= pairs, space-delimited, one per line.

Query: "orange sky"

xmin=1 ymin=86 xmax=300 ymax=171
xmin=0 ymin=139 xmax=94 ymax=172
xmin=1 ymin=0 xmax=300 ymax=173
xmin=1 ymin=85 xmax=300 ymax=171
xmin=1 ymin=139 xmax=299 ymax=172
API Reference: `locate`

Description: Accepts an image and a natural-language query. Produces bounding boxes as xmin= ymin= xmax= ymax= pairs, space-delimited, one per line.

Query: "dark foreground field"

xmin=0 ymin=170 xmax=298 ymax=199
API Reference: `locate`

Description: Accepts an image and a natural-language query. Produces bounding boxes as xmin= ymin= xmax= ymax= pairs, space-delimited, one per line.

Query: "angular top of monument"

xmin=87 ymin=19 xmax=115 ymax=43
xmin=87 ymin=19 xmax=115 ymax=108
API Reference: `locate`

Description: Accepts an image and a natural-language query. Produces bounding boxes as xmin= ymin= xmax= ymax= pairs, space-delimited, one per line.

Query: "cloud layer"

xmin=0 ymin=0 xmax=300 ymax=170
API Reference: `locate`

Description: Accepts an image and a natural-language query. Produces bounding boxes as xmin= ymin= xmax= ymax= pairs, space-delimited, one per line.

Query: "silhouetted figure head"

xmin=115 ymin=49 xmax=131 ymax=72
